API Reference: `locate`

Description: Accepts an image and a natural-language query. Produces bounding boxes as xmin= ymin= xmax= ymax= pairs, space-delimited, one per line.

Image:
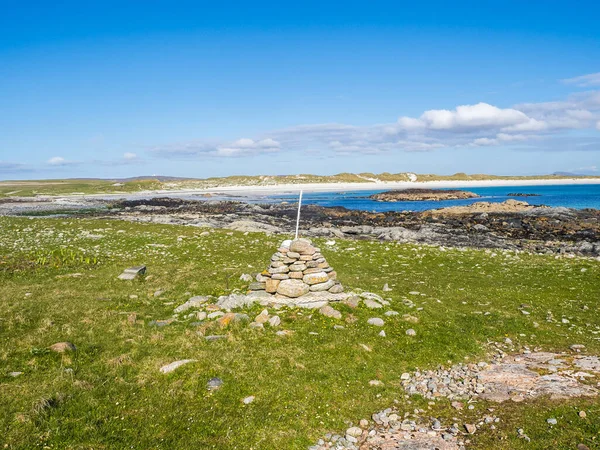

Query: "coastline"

xmin=79 ymin=177 xmax=600 ymax=199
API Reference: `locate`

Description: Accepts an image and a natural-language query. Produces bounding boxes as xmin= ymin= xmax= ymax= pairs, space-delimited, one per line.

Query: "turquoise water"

xmin=270 ymin=184 xmax=600 ymax=212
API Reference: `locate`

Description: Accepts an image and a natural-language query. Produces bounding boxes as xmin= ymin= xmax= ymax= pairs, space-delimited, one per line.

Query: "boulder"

xmin=290 ymin=239 xmax=316 ymax=255
xmin=303 ymin=272 xmax=329 ymax=285
xmin=309 ymin=279 xmax=335 ymax=292
xmin=265 ymin=278 xmax=280 ymax=293
xmin=277 ymin=279 xmax=310 ymax=298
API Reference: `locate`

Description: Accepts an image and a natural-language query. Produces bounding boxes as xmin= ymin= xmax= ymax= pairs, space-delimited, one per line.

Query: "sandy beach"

xmin=79 ymin=177 xmax=600 ymax=200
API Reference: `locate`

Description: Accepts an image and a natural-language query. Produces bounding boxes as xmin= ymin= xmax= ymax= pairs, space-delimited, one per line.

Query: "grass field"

xmin=1 ymin=216 xmax=599 ymax=449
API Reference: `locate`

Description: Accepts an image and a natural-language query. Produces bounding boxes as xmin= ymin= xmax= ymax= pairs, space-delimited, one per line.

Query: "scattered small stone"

xmin=383 ymin=283 xmax=392 ymax=292
xmin=369 ymin=380 xmax=383 ymax=386
xmin=319 ymin=305 xmax=342 ymax=319
xmin=149 ymin=319 xmax=175 ymax=327
xmin=346 ymin=427 xmax=362 ymax=438
xmin=268 ymin=316 xmax=281 ymax=327
xmin=205 ymin=335 xmax=227 ymax=341
xmin=384 ymin=310 xmax=399 ymax=316
xmin=207 ymin=377 xmax=223 ymax=391
xmin=378 ymin=330 xmax=386 ymax=337
xmin=207 ymin=311 xmax=225 ymax=319
xmin=464 ymin=424 xmax=476 ymax=434
xmin=49 ymin=342 xmax=76 ymax=353
xmin=239 ymin=273 xmax=253 ymax=282
xmin=367 ymin=318 xmax=384 ymax=327
xmin=579 ymin=411 xmax=587 ymax=418
xmin=547 ymin=418 xmax=557 ymax=425
xmin=451 ymin=401 xmax=464 ymax=410
xmin=406 ymin=328 xmax=417 ymax=336
xmin=363 ymin=299 xmax=383 ymax=309
xmin=242 ymin=395 xmax=255 ymax=404
xmin=8 ymin=372 xmax=23 ymax=377
xmin=174 ymin=296 xmax=210 ymax=313
xmin=402 ymin=314 xmax=419 ymax=323
xmin=577 ymin=444 xmax=591 ymax=450
xmin=275 ymin=330 xmax=293 ymax=336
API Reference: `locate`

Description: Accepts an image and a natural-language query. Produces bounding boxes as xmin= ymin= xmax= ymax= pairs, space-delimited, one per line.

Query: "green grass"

xmin=0 ymin=179 xmax=163 ymax=198
xmin=1 ymin=216 xmax=599 ymax=449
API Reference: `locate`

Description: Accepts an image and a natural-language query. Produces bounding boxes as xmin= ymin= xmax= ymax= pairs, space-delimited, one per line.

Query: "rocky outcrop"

xmin=426 ymin=199 xmax=534 ymax=215
xmin=370 ymin=189 xmax=479 ymax=202
xmin=53 ymin=198 xmax=600 ymax=257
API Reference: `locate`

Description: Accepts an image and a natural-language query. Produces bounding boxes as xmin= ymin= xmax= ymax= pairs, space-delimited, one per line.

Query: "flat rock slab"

xmin=271 ymin=291 xmax=350 ymax=308
xmin=364 ymin=429 xmax=460 ymax=450
xmin=118 ymin=265 xmax=146 ymax=280
xmin=479 ymin=353 xmax=599 ymax=402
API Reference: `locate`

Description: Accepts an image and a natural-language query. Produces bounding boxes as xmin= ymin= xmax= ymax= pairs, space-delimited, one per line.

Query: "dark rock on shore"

xmin=4 ymin=196 xmax=599 ymax=257
xmin=370 ymin=189 xmax=479 ymax=202
xmin=507 ymin=193 xmax=541 ymax=197
xmin=97 ymin=198 xmax=600 ymax=257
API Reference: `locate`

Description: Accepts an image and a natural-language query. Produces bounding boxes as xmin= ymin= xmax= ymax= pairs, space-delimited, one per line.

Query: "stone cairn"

xmin=248 ymin=238 xmax=344 ymax=301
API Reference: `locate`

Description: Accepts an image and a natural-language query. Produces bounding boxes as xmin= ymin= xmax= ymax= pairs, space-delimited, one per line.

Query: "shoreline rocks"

xmin=370 ymin=189 xmax=479 ymax=202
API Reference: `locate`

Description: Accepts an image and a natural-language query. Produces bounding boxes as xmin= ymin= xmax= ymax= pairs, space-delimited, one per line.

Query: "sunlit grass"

xmin=1 ymin=216 xmax=599 ymax=448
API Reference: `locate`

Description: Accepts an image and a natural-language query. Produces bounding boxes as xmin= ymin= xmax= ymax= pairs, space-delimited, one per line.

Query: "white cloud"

xmin=147 ymin=73 xmax=600 ymax=160
xmin=562 ymin=72 xmax=600 ymax=87
xmin=215 ymin=138 xmax=280 ymax=157
xmin=472 ymin=133 xmax=537 ymax=146
xmin=123 ymin=152 xmax=137 ymax=160
xmin=151 ymin=138 xmax=281 ymax=159
xmin=47 ymin=156 xmax=68 ymax=166
xmin=399 ymin=102 xmax=543 ymax=132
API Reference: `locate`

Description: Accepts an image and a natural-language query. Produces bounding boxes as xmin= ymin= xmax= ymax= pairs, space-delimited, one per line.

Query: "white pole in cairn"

xmin=294 ymin=190 xmax=303 ymax=240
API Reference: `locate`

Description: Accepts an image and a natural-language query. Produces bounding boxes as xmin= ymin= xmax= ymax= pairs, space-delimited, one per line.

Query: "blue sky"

xmin=1 ymin=1 xmax=599 ymax=179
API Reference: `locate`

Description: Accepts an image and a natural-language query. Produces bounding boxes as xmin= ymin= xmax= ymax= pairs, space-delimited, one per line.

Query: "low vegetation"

xmin=1 ymin=216 xmax=599 ymax=449
xmin=2 ymin=172 xmax=598 ymax=198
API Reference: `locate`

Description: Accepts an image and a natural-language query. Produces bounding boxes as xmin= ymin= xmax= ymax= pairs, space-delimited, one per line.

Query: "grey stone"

xmin=174 ymin=296 xmax=210 ymax=313
xmin=239 ymin=273 xmax=253 ymax=282
xmin=207 ymin=377 xmax=223 ymax=391
xmin=328 ymin=284 xmax=344 ymax=294
xmin=367 ymin=318 xmax=385 ymax=327
xmin=248 ymin=281 xmax=266 ymax=291
xmin=320 ymin=305 xmax=342 ymax=319
xmin=309 ymin=279 xmax=335 ymax=292
xmin=363 ymin=299 xmax=383 ymax=309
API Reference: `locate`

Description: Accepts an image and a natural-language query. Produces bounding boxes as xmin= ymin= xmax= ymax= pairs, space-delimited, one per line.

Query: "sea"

xmin=265 ymin=184 xmax=600 ymax=212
